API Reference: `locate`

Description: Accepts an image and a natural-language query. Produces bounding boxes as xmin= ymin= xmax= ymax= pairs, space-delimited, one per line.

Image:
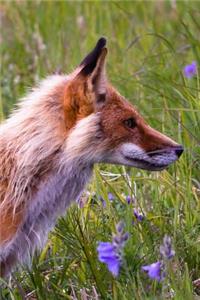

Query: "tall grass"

xmin=0 ymin=1 xmax=200 ymax=299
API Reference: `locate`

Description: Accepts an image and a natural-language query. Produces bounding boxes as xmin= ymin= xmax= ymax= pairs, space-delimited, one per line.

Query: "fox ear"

xmin=78 ymin=37 xmax=108 ymax=101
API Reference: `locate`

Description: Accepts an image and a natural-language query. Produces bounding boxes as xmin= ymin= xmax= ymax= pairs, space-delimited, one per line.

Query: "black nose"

xmin=175 ymin=145 xmax=184 ymax=157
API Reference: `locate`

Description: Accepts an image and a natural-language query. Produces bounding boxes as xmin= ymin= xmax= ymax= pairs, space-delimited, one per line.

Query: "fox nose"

xmin=175 ymin=145 xmax=184 ymax=157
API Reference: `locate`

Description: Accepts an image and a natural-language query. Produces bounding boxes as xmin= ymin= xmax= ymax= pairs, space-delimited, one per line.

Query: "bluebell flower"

xmin=142 ymin=261 xmax=162 ymax=281
xmin=97 ymin=242 xmax=120 ymax=277
xmin=97 ymin=222 xmax=128 ymax=277
xmin=142 ymin=235 xmax=175 ymax=281
xmin=99 ymin=196 xmax=106 ymax=207
xmin=160 ymin=235 xmax=175 ymax=260
xmin=183 ymin=61 xmax=197 ymax=78
xmin=133 ymin=208 xmax=144 ymax=221
xmin=113 ymin=222 xmax=129 ymax=248
xmin=116 ymin=221 xmax=124 ymax=234
xmin=108 ymin=192 xmax=115 ymax=202
xmin=126 ymin=195 xmax=134 ymax=204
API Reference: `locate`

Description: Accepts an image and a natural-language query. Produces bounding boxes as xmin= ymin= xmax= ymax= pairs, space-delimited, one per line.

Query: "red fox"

xmin=0 ymin=38 xmax=183 ymax=277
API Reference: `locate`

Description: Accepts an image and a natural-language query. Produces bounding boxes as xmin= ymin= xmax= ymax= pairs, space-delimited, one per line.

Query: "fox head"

xmin=64 ymin=37 xmax=183 ymax=171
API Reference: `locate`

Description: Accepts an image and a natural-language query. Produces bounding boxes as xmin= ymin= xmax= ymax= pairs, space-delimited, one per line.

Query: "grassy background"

xmin=0 ymin=1 xmax=200 ymax=299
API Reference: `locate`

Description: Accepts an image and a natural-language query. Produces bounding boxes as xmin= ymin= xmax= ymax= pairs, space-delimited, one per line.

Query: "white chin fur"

xmin=105 ymin=143 xmax=179 ymax=171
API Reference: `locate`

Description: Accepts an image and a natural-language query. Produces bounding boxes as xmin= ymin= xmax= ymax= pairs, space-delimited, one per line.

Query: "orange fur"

xmin=63 ymin=78 xmax=95 ymax=129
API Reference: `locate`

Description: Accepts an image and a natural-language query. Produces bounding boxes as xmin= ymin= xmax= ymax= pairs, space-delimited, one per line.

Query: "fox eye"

xmin=124 ymin=118 xmax=137 ymax=129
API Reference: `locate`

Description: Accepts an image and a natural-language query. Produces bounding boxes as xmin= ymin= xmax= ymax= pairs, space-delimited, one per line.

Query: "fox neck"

xmin=26 ymin=157 xmax=93 ymax=244
xmin=0 ymin=155 xmax=93 ymax=275
xmin=31 ymin=154 xmax=94 ymax=215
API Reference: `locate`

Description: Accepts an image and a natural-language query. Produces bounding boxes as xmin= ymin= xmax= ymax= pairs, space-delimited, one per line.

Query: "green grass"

xmin=0 ymin=1 xmax=200 ymax=299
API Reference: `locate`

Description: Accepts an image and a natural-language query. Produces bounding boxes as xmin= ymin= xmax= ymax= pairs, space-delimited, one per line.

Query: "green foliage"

xmin=1 ymin=1 xmax=200 ymax=299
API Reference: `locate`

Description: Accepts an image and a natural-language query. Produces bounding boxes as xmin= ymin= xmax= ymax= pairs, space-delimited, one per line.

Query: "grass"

xmin=0 ymin=1 xmax=200 ymax=299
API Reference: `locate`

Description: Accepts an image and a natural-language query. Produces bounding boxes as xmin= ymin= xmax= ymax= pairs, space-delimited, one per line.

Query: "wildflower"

xmin=126 ymin=195 xmax=134 ymax=204
xmin=108 ymin=192 xmax=114 ymax=201
xmin=97 ymin=242 xmax=120 ymax=277
xmin=160 ymin=235 xmax=175 ymax=260
xmin=142 ymin=261 xmax=162 ymax=281
xmin=99 ymin=196 xmax=106 ymax=207
xmin=116 ymin=221 xmax=124 ymax=233
xmin=97 ymin=222 xmax=128 ymax=277
xmin=142 ymin=235 xmax=175 ymax=281
xmin=183 ymin=61 xmax=197 ymax=78
xmin=133 ymin=208 xmax=144 ymax=221
xmin=113 ymin=222 xmax=129 ymax=248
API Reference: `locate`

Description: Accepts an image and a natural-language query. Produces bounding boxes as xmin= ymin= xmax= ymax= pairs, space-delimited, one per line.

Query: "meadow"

xmin=0 ymin=1 xmax=200 ymax=299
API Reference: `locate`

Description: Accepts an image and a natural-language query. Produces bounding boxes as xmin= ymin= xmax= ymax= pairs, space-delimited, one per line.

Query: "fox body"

xmin=0 ymin=38 xmax=183 ymax=276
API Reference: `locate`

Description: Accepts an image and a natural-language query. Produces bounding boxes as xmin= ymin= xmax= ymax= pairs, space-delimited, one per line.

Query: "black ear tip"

xmin=79 ymin=37 xmax=107 ymax=75
xmin=96 ymin=37 xmax=107 ymax=48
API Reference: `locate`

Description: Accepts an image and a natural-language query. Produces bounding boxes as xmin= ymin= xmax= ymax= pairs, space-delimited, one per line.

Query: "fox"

xmin=0 ymin=37 xmax=183 ymax=277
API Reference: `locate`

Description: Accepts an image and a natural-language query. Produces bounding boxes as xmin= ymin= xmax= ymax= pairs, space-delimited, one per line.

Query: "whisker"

xmin=147 ymin=147 xmax=198 ymax=155
xmin=145 ymin=149 xmax=169 ymax=155
xmin=123 ymin=147 xmax=197 ymax=160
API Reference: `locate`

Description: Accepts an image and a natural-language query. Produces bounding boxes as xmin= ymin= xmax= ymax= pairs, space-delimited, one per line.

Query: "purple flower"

xmin=160 ymin=235 xmax=175 ymax=260
xmin=108 ymin=192 xmax=114 ymax=202
xmin=99 ymin=196 xmax=106 ymax=207
xmin=183 ymin=61 xmax=197 ymax=78
xmin=97 ymin=242 xmax=120 ymax=277
xmin=142 ymin=235 xmax=175 ymax=282
xmin=116 ymin=221 xmax=124 ymax=233
xmin=126 ymin=195 xmax=134 ymax=204
xmin=97 ymin=222 xmax=129 ymax=277
xmin=133 ymin=209 xmax=144 ymax=221
xmin=142 ymin=261 xmax=163 ymax=281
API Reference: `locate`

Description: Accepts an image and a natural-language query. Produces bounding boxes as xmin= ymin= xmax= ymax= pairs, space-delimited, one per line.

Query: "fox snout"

xmin=147 ymin=145 xmax=184 ymax=158
xmin=116 ymin=140 xmax=184 ymax=171
xmin=174 ymin=145 xmax=184 ymax=157
xmin=144 ymin=144 xmax=184 ymax=170
xmin=107 ymin=142 xmax=184 ymax=171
